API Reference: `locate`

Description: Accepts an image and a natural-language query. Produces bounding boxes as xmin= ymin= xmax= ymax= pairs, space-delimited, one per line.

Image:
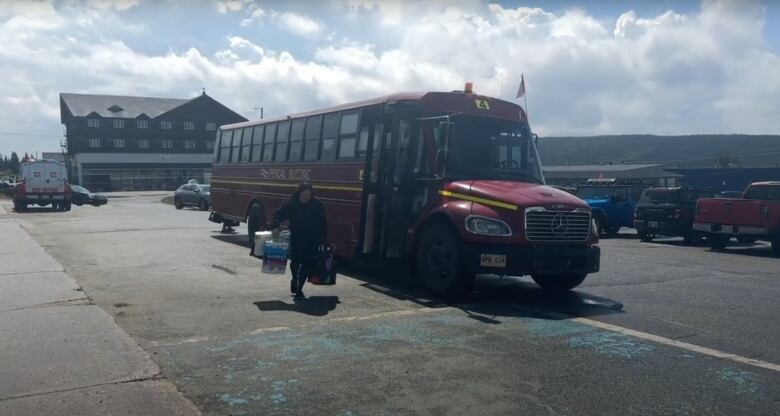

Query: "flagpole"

xmin=523 ymin=73 xmax=529 ymax=121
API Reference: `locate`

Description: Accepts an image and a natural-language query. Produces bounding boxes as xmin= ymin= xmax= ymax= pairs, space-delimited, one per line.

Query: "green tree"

xmin=10 ymin=152 xmax=20 ymax=174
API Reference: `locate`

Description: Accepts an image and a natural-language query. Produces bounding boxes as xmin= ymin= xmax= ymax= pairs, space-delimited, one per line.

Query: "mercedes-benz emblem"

xmin=551 ymin=214 xmax=568 ymax=236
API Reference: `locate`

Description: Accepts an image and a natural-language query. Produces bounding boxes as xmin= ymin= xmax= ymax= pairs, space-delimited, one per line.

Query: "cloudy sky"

xmin=1 ymin=0 xmax=779 ymax=155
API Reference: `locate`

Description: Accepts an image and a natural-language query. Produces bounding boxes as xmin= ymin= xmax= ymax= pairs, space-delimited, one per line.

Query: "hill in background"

xmin=537 ymin=135 xmax=780 ymax=168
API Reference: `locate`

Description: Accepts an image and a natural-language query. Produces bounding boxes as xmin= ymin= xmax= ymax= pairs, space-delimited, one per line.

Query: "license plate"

xmin=648 ymin=221 xmax=658 ymax=228
xmin=480 ymin=254 xmax=506 ymax=268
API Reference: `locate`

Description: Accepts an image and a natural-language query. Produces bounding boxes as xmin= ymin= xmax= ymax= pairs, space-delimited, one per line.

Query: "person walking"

xmin=271 ymin=183 xmax=327 ymax=299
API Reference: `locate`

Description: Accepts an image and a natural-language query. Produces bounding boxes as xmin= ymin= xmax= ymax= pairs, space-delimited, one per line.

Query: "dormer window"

xmin=184 ymin=121 xmax=195 ymax=130
xmin=137 ymin=120 xmax=148 ymax=129
xmin=113 ymin=119 xmax=125 ymax=128
xmin=108 ymin=104 xmax=123 ymax=113
xmin=161 ymin=121 xmax=172 ymax=130
xmin=87 ymin=119 xmax=100 ymax=128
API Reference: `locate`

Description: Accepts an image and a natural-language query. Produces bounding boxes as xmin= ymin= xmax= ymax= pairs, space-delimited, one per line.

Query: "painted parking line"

xmin=509 ymin=305 xmax=780 ymax=374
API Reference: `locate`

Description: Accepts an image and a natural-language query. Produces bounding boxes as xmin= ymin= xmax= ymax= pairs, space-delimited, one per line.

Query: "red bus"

xmin=210 ymin=87 xmax=600 ymax=297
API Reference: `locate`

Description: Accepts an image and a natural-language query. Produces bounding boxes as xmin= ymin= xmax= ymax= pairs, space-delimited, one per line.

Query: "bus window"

xmin=357 ymin=127 xmax=370 ymax=158
xmin=251 ymin=125 xmax=264 ymax=162
xmin=231 ymin=128 xmax=243 ymax=163
xmin=275 ymin=121 xmax=291 ymax=162
xmin=338 ymin=111 xmax=359 ymax=159
xmin=289 ymin=119 xmax=305 ymax=162
xmin=304 ymin=115 xmax=322 ymax=161
xmin=263 ymin=123 xmax=276 ymax=162
xmin=240 ymin=127 xmax=252 ymax=163
xmin=219 ymin=129 xmax=233 ymax=163
xmin=320 ymin=113 xmax=339 ymax=161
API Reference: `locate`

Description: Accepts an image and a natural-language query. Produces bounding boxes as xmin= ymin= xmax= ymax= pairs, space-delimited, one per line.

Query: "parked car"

xmin=576 ymin=178 xmax=647 ymax=236
xmin=634 ymin=186 xmax=716 ymax=243
xmin=174 ymin=184 xmax=210 ymax=211
xmin=71 ymin=185 xmax=107 ymax=206
xmin=694 ymin=181 xmax=780 ymax=255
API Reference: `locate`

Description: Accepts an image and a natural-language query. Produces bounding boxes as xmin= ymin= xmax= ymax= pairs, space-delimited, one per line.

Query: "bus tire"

xmin=14 ymin=202 xmax=26 ymax=212
xmin=531 ymin=273 xmax=587 ymax=293
xmin=415 ymin=221 xmax=474 ymax=300
xmin=247 ymin=203 xmax=264 ymax=245
xmin=174 ymin=197 xmax=183 ymax=210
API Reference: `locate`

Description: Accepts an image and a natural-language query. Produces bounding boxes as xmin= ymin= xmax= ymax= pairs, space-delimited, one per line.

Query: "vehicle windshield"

xmin=576 ymin=186 xmax=613 ymax=199
xmin=71 ymin=185 xmax=88 ymax=193
xmin=640 ymin=189 xmax=678 ymax=204
xmin=445 ymin=117 xmax=544 ymax=184
xmin=198 ymin=185 xmax=211 ymax=193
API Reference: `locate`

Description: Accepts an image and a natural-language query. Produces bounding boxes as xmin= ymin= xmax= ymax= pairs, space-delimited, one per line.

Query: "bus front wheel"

xmin=415 ymin=222 xmax=474 ymax=300
xmin=247 ymin=203 xmax=264 ymax=245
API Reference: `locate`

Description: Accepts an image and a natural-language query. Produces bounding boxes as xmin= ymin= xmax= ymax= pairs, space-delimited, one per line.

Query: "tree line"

xmin=0 ymin=152 xmax=35 ymax=174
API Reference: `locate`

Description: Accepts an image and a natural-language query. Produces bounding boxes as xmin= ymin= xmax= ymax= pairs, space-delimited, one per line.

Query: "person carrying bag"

xmin=271 ymin=183 xmax=327 ymax=299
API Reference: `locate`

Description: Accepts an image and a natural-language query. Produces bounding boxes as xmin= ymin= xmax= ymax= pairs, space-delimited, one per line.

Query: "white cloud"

xmin=85 ymin=0 xmax=140 ymax=11
xmin=240 ymin=5 xmax=266 ymax=27
xmin=0 ymin=0 xmax=778 ymax=154
xmin=215 ymin=0 xmax=252 ymax=14
xmin=272 ymin=11 xmax=326 ymax=38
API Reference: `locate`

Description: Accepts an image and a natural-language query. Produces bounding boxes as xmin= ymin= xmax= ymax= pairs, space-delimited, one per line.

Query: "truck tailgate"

xmin=696 ymin=198 xmax=765 ymax=227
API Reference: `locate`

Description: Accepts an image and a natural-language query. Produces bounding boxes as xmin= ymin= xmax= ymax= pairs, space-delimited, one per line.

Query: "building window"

xmin=161 ymin=121 xmax=172 ymax=130
xmin=206 ymin=140 xmax=215 ymax=150
xmin=138 ymin=139 xmax=150 ymax=149
xmin=113 ymin=139 xmax=126 ymax=148
xmin=184 ymin=121 xmax=195 ymax=130
xmin=113 ymin=119 xmax=125 ymax=128
xmin=185 ymin=140 xmax=196 ymax=150
xmin=206 ymin=122 xmax=216 ymax=131
xmin=87 ymin=118 xmax=100 ymax=128
xmin=162 ymin=139 xmax=173 ymax=150
xmin=88 ymin=138 xmax=101 ymax=148
xmin=137 ymin=120 xmax=148 ymax=129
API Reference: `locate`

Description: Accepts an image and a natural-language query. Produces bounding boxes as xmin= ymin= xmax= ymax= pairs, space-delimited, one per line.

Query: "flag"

xmin=516 ymin=74 xmax=525 ymax=99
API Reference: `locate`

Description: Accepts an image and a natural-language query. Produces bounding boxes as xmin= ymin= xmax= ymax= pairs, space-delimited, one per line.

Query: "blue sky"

xmin=0 ymin=0 xmax=778 ymax=156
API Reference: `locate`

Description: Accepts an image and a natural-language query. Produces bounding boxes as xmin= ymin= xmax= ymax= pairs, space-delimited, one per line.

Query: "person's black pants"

xmin=290 ymin=259 xmax=314 ymax=293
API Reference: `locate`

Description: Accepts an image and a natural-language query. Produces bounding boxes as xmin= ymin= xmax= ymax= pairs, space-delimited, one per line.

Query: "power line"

xmin=0 ymin=131 xmax=62 ymax=138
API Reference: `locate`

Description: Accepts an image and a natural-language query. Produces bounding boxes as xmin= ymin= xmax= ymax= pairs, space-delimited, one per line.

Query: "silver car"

xmin=174 ymin=184 xmax=211 ymax=211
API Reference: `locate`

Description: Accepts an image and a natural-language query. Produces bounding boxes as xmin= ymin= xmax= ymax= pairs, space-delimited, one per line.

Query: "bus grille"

xmin=525 ymin=209 xmax=591 ymax=242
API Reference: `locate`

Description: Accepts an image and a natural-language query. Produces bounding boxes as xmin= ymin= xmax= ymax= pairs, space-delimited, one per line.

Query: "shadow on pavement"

xmin=211 ymin=233 xmax=252 ymax=249
xmin=12 ymin=207 xmax=66 ymax=214
xmin=253 ymin=296 xmax=341 ymax=316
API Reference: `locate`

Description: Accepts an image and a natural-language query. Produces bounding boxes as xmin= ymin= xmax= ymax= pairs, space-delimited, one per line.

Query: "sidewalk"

xmin=0 ymin=203 xmax=201 ymax=415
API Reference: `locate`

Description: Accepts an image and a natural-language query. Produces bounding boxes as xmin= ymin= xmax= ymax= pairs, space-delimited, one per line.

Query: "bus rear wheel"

xmin=415 ymin=222 xmax=474 ymax=300
xmin=247 ymin=203 xmax=264 ymax=245
xmin=532 ymin=273 xmax=587 ymax=293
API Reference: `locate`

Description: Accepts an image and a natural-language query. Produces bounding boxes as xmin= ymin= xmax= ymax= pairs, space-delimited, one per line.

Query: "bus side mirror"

xmin=533 ymin=133 xmax=539 ymax=146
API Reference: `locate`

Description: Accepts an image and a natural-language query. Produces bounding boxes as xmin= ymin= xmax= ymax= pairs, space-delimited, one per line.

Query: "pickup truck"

xmin=693 ymin=181 xmax=780 ymax=255
xmin=576 ymin=178 xmax=647 ymax=236
xmin=13 ymin=160 xmax=72 ymax=212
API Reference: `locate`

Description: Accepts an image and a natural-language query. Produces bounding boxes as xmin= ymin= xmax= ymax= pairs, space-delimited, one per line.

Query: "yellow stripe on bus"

xmin=438 ymin=190 xmax=518 ymax=211
xmin=211 ymin=179 xmax=362 ymax=192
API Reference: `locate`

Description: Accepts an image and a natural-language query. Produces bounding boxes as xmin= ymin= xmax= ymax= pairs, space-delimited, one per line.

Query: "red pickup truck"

xmin=693 ymin=181 xmax=780 ymax=255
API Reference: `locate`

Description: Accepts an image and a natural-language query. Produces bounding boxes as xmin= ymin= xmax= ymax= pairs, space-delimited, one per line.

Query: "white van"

xmin=13 ymin=160 xmax=72 ymax=211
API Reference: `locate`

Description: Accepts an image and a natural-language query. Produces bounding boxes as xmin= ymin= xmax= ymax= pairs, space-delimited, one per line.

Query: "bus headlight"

xmin=465 ymin=215 xmax=512 ymax=236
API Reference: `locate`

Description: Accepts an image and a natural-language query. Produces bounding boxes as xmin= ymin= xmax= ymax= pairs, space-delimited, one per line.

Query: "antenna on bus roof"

xmin=464 ymin=82 xmax=474 ymax=94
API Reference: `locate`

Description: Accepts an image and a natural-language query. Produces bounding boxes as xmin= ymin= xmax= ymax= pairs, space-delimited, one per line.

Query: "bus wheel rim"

xmin=426 ymin=241 xmax=451 ymax=280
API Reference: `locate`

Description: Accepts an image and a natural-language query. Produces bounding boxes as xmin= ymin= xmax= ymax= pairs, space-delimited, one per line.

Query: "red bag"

xmin=308 ymin=246 xmax=336 ymax=285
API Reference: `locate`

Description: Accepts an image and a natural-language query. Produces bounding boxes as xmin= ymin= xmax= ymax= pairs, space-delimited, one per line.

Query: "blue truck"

xmin=575 ymin=179 xmax=648 ymax=236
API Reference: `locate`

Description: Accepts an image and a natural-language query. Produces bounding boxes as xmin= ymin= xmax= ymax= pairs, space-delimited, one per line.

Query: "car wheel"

xmin=415 ymin=222 xmax=474 ymax=300
xmin=531 ymin=273 xmax=587 ymax=293
xmin=639 ymin=232 xmax=654 ymax=242
xmin=174 ymin=197 xmax=183 ymax=210
xmin=708 ymin=235 xmax=730 ymax=251
xmin=199 ymin=199 xmax=209 ymax=211
xmin=247 ymin=203 xmax=264 ymax=245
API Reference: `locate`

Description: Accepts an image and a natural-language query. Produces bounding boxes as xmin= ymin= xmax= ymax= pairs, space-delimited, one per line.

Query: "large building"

xmin=543 ymin=163 xmax=680 ymax=188
xmin=60 ymin=92 xmax=246 ymax=191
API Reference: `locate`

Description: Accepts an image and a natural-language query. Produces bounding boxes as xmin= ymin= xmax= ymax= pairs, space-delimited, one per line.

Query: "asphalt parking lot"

xmin=5 ymin=193 xmax=780 ymax=415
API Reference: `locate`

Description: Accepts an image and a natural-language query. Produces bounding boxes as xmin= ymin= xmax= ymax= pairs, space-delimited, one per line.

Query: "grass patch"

xmin=161 ymin=195 xmax=174 ymax=205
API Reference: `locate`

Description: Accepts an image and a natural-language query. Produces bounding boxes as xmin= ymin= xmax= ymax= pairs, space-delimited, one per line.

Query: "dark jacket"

xmin=271 ymin=197 xmax=327 ymax=262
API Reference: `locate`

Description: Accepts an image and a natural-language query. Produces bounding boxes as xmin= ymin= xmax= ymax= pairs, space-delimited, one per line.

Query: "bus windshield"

xmin=446 ymin=117 xmax=544 ymax=184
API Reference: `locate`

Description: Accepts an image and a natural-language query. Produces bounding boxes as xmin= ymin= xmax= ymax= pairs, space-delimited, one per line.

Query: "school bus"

xmin=210 ymin=86 xmax=600 ymax=297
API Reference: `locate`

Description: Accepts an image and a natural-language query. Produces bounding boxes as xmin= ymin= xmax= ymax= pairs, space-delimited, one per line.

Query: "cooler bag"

xmin=308 ymin=246 xmax=337 ymax=285
xmin=261 ymin=239 xmax=289 ymax=274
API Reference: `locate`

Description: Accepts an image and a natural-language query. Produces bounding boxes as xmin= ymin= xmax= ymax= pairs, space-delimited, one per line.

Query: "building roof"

xmin=60 ymin=93 xmax=189 ymax=119
xmin=543 ymin=163 xmax=680 ymax=179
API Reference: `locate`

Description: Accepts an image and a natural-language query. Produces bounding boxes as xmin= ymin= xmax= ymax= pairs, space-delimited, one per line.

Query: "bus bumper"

xmin=463 ymin=244 xmax=600 ymax=276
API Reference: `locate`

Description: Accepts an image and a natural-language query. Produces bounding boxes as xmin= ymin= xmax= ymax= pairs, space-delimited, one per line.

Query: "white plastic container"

xmin=253 ymin=231 xmax=273 ymax=257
